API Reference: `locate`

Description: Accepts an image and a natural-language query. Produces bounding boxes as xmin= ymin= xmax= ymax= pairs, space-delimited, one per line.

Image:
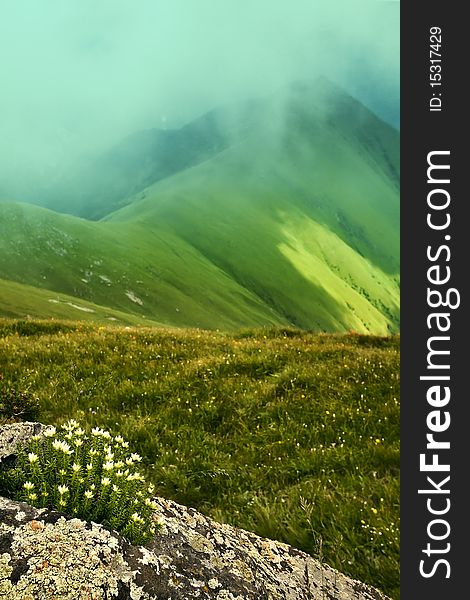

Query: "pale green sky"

xmin=0 ymin=1 xmax=398 ymax=185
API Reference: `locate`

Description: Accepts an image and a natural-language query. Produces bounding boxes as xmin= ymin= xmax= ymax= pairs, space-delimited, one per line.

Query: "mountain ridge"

xmin=34 ymin=78 xmax=398 ymax=221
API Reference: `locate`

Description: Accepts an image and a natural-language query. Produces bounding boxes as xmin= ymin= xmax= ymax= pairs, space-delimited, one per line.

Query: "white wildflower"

xmin=23 ymin=481 xmax=35 ymax=491
xmin=52 ymin=440 xmax=72 ymax=454
xmin=131 ymin=512 xmax=144 ymax=524
xmin=27 ymin=453 xmax=39 ymax=463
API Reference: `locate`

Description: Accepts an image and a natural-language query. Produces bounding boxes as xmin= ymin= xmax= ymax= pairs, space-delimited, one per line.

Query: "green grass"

xmin=0 ymin=319 xmax=400 ymax=598
xmin=0 ymin=278 xmax=167 ymax=327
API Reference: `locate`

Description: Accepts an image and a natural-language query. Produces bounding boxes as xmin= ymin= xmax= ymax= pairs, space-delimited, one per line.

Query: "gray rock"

xmin=0 ymin=423 xmax=392 ymax=599
xmin=0 ymin=422 xmax=48 ymax=462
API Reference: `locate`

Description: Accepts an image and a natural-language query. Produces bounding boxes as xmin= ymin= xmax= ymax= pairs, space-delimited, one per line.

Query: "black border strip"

xmin=401 ymin=3 xmax=467 ymax=598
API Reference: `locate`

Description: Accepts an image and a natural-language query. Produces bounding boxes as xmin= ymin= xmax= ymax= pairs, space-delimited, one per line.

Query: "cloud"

xmin=0 ymin=0 xmax=398 ymax=194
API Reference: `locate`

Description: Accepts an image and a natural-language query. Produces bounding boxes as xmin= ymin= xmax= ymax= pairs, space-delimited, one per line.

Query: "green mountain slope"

xmin=106 ymin=81 xmax=400 ymax=332
xmin=0 ymin=278 xmax=167 ymax=326
xmin=0 ymin=203 xmax=283 ymax=329
xmin=0 ymin=80 xmax=399 ymax=332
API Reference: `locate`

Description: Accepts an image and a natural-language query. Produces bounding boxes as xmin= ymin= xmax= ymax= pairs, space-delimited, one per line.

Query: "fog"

xmin=0 ymin=0 xmax=398 ymax=202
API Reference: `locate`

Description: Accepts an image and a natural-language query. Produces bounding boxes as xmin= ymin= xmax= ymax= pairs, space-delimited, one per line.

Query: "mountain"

xmin=0 ymin=79 xmax=399 ymax=333
xmin=37 ymin=98 xmax=268 ymax=220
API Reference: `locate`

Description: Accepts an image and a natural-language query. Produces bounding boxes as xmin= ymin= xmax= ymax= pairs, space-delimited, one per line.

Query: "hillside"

xmin=0 ymin=203 xmax=282 ymax=330
xmin=0 ymin=79 xmax=399 ymax=333
xmin=0 ymin=278 xmax=167 ymax=326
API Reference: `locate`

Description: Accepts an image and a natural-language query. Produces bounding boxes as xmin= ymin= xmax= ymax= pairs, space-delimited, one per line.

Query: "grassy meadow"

xmin=0 ymin=319 xmax=400 ymax=598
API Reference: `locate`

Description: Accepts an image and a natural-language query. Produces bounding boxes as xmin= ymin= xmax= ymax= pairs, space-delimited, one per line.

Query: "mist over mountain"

xmin=0 ymin=0 xmax=398 ymax=207
xmin=37 ymin=97 xmax=266 ymax=219
xmin=0 ymin=78 xmax=399 ymax=333
xmin=15 ymin=77 xmax=398 ymax=222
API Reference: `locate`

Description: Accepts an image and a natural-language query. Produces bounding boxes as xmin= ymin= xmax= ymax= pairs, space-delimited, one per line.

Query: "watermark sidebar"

xmin=401 ymin=3 xmax=468 ymax=598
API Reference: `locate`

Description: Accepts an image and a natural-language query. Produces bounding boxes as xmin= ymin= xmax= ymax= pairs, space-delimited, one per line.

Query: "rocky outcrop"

xmin=0 ymin=422 xmax=48 ymax=463
xmin=0 ymin=423 xmax=391 ymax=599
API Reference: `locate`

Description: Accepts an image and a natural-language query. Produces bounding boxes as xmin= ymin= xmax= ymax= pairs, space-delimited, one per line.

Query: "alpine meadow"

xmin=0 ymin=2 xmax=400 ymax=599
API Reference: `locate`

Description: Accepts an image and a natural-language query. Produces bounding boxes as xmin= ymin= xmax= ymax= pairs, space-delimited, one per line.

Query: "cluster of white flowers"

xmin=52 ymin=439 xmax=73 ymax=455
xmin=126 ymin=472 xmax=145 ymax=482
xmin=12 ymin=419 xmax=160 ymax=545
xmin=91 ymin=426 xmax=112 ymax=440
xmin=113 ymin=434 xmax=130 ymax=449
